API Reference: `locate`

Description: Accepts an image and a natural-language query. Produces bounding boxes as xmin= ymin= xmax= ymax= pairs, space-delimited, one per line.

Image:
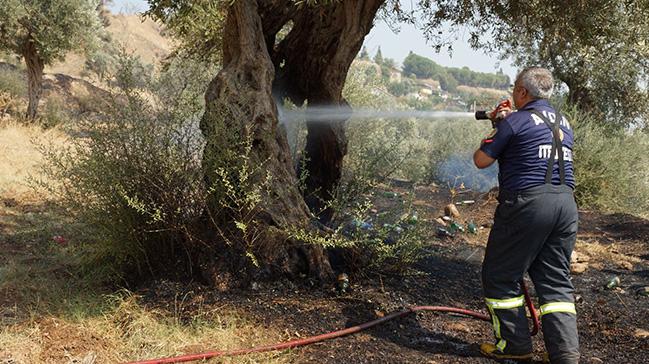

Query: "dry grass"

xmin=0 ymin=293 xmax=293 ymax=364
xmin=0 ymin=118 xmax=68 ymax=203
xmin=47 ymin=14 xmax=172 ymax=78
xmin=0 ymin=120 xmax=291 ymax=364
xmin=574 ymin=240 xmax=642 ymax=268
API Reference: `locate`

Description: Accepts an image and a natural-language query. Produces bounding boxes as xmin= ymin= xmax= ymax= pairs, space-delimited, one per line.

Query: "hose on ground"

xmin=126 ymin=281 xmax=540 ymax=364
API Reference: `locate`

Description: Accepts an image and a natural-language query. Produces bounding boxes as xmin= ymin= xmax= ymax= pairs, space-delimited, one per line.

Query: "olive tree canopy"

xmin=0 ymin=0 xmax=101 ymax=119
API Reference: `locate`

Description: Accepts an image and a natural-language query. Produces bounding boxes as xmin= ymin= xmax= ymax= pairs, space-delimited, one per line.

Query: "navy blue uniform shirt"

xmin=480 ymin=99 xmax=575 ymax=191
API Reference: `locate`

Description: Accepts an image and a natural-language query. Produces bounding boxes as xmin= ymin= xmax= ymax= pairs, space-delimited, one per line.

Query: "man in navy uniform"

xmin=473 ymin=67 xmax=579 ymax=363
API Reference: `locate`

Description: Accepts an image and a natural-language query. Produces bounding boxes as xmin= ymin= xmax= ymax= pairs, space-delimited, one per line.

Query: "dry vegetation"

xmin=0 ymin=117 xmax=291 ymax=363
xmin=46 ymin=14 xmax=172 ymax=79
xmin=1 ymin=8 xmax=648 ymax=363
xmin=0 ymin=120 xmax=67 ymax=202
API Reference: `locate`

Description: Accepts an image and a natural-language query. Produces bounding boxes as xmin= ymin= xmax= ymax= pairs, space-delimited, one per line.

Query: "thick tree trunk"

xmin=199 ymin=0 xmax=332 ymax=285
xmin=23 ymin=39 xmax=45 ymax=120
xmin=272 ymin=0 xmax=384 ymax=223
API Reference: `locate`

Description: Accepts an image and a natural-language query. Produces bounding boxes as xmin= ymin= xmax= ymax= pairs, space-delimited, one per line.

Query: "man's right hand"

xmin=489 ymin=99 xmax=513 ymax=122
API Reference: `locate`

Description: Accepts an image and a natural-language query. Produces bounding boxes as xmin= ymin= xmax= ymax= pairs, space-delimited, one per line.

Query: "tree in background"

xmin=411 ymin=0 xmax=649 ymax=126
xmin=359 ymin=46 xmax=370 ymax=60
xmin=373 ymin=46 xmax=383 ymax=65
xmin=0 ymin=0 xmax=101 ymax=120
xmin=402 ymin=51 xmax=440 ymax=79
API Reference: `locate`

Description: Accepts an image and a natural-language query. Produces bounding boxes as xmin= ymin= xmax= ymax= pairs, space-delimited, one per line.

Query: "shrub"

xmin=0 ymin=65 xmax=26 ymax=99
xmin=569 ymin=108 xmax=649 ymax=217
xmin=40 ymin=55 xmax=212 ymax=280
xmin=111 ymin=52 xmax=154 ymax=90
xmin=39 ymin=94 xmax=70 ymax=128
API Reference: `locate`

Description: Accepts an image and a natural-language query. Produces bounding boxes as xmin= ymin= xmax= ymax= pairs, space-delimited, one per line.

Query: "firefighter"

xmin=473 ymin=67 xmax=579 ymax=363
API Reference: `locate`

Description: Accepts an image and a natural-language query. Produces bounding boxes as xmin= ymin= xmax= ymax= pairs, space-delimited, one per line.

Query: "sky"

xmin=364 ymin=20 xmax=518 ymax=80
xmin=109 ymin=0 xmax=517 ymax=80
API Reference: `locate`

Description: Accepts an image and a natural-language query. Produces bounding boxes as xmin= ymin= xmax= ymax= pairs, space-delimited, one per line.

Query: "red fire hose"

xmin=125 ymin=281 xmax=540 ymax=364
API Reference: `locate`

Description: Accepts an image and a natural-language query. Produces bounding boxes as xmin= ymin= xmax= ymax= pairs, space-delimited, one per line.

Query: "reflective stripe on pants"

xmin=485 ymin=296 xmax=526 ymax=352
xmin=540 ymin=302 xmax=576 ymax=316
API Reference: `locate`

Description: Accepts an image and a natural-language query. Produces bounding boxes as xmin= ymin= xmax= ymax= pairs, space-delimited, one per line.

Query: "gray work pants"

xmin=482 ymin=184 xmax=580 ymax=364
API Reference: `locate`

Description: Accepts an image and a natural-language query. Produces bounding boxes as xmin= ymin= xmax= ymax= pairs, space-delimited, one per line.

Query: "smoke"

xmin=436 ymin=153 xmax=498 ymax=192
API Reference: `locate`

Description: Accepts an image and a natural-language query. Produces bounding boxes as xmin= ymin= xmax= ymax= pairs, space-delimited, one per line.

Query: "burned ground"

xmin=2 ymin=183 xmax=647 ymax=363
xmin=134 ymin=184 xmax=649 ymax=363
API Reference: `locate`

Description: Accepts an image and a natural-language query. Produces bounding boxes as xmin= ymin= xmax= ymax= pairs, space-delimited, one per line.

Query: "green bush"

xmin=569 ymin=109 xmax=649 ymax=217
xmin=40 ymin=55 xmax=213 ymax=280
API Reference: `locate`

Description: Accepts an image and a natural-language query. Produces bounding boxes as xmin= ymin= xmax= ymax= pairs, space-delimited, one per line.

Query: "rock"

xmin=571 ymin=251 xmax=590 ymax=263
xmin=618 ymin=261 xmax=634 ymax=271
xmin=571 ymin=251 xmax=579 ymax=263
xmin=590 ymin=262 xmax=604 ymax=270
xmin=444 ymin=203 xmax=460 ymax=218
xmin=446 ymin=321 xmax=471 ymax=333
xmin=635 ymin=286 xmax=649 ymax=296
xmin=571 ymin=262 xmax=588 ymax=274
xmin=589 ymin=358 xmax=604 ymax=364
xmin=634 ymin=328 xmax=649 ymax=339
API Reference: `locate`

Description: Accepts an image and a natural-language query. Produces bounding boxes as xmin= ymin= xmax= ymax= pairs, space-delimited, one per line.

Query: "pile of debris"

xmin=434 ymin=203 xmax=484 ymax=238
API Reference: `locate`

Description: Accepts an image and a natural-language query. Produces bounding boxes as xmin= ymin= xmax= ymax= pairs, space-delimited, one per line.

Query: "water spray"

xmin=279 ymin=105 xmax=474 ymax=124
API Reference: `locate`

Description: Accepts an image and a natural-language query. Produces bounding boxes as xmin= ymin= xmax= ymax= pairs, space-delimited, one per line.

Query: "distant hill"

xmin=401 ymin=52 xmax=510 ymax=91
xmin=357 ymin=51 xmax=509 ymax=111
xmin=46 ymin=13 xmax=171 ymax=78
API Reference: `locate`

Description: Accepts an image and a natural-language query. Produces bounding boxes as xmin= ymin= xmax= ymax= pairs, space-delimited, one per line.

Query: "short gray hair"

xmin=516 ymin=67 xmax=554 ymax=99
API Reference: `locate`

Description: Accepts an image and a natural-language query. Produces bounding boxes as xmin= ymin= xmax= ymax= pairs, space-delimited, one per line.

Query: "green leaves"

xmin=412 ymin=0 xmax=649 ymax=126
xmin=145 ymin=0 xmax=226 ymax=65
xmin=0 ymin=0 xmax=101 ymax=64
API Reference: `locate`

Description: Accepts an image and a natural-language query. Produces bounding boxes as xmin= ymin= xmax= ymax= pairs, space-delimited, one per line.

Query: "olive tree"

xmin=141 ymin=0 xmax=648 ymax=283
xmin=0 ymin=0 xmax=101 ymax=119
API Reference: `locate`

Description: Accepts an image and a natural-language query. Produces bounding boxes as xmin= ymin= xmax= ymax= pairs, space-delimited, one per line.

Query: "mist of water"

xmin=278 ymin=104 xmax=497 ymax=191
xmin=278 ymin=105 xmax=474 ymax=124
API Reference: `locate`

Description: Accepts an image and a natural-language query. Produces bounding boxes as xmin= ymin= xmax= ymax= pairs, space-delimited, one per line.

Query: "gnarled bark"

xmin=272 ymin=0 xmax=384 ymax=223
xmin=199 ymin=0 xmax=332 ymax=284
xmin=23 ymin=38 xmax=44 ymax=120
xmin=198 ymin=0 xmax=384 ymax=285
